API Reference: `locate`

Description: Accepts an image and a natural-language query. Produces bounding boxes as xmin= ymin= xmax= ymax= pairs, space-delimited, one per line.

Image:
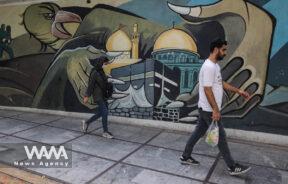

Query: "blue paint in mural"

xmin=263 ymin=0 xmax=288 ymax=57
xmin=250 ymin=0 xmax=271 ymax=6
xmin=119 ymin=0 xmax=189 ymax=25
xmin=267 ymin=43 xmax=288 ymax=86
xmin=188 ymin=0 xmax=218 ymax=6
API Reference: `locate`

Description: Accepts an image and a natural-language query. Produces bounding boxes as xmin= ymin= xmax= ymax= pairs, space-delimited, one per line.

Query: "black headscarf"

xmin=90 ymin=56 xmax=109 ymax=70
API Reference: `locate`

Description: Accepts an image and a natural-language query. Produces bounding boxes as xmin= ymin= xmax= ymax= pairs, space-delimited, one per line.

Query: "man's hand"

xmin=238 ymin=90 xmax=251 ymax=100
xmin=83 ymin=96 xmax=89 ymax=104
xmin=223 ymin=82 xmax=250 ymax=100
xmin=212 ymin=109 xmax=221 ymax=122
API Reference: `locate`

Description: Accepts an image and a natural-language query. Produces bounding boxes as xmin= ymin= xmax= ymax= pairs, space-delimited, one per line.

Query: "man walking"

xmin=82 ymin=56 xmax=114 ymax=139
xmin=180 ymin=39 xmax=251 ymax=175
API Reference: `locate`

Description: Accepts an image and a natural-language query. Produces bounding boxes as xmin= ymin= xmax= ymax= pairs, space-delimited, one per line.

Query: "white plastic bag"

xmin=205 ymin=121 xmax=219 ymax=147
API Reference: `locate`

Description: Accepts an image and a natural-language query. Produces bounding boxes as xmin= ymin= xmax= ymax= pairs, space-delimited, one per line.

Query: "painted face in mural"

xmin=23 ymin=3 xmax=60 ymax=44
xmin=22 ymin=3 xmax=81 ymax=50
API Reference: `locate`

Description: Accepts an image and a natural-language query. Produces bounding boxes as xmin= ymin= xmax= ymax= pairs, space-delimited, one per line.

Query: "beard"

xmin=217 ymin=54 xmax=226 ymax=61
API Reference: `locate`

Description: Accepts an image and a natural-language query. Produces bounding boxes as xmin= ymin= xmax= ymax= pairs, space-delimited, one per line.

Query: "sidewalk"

xmin=0 ymin=109 xmax=287 ymax=184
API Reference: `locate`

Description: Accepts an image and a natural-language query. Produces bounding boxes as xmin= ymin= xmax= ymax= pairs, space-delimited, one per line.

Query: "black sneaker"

xmin=81 ymin=120 xmax=89 ymax=133
xmin=228 ymin=163 xmax=251 ymax=176
xmin=180 ymin=156 xmax=200 ymax=165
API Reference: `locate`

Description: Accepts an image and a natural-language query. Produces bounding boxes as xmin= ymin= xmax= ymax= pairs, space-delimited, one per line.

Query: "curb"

xmin=0 ymin=106 xmax=287 ymax=147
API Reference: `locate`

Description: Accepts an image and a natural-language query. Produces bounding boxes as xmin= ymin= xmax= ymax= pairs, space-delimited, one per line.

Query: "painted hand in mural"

xmin=32 ymin=45 xmax=121 ymax=109
xmin=66 ymin=46 xmax=121 ymax=109
xmin=65 ymin=46 xmax=99 ymax=109
xmin=169 ymin=0 xmax=274 ymax=117
xmin=0 ymin=24 xmax=14 ymax=60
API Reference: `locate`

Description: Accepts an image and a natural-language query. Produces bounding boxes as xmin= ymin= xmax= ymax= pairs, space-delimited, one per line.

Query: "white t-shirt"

xmin=198 ymin=59 xmax=223 ymax=112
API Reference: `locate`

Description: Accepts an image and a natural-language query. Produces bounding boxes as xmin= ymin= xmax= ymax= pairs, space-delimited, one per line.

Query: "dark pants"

xmin=182 ymin=108 xmax=235 ymax=168
xmin=85 ymin=100 xmax=108 ymax=132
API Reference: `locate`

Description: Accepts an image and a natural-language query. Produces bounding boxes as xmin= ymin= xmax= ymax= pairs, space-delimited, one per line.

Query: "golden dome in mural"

xmin=154 ymin=28 xmax=197 ymax=53
xmin=106 ymin=29 xmax=132 ymax=52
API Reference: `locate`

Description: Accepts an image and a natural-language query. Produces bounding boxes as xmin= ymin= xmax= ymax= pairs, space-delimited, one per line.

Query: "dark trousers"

xmin=85 ymin=100 xmax=108 ymax=132
xmin=182 ymin=108 xmax=235 ymax=168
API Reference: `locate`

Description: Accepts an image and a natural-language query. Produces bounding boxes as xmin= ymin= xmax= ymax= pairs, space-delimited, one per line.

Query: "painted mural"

xmin=0 ymin=0 xmax=287 ymax=134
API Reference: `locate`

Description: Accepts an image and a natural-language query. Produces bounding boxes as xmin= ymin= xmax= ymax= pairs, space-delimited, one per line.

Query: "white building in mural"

xmin=152 ymin=28 xmax=202 ymax=94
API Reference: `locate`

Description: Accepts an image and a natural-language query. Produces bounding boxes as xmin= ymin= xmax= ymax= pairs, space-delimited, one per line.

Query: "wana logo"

xmin=24 ymin=145 xmax=68 ymax=160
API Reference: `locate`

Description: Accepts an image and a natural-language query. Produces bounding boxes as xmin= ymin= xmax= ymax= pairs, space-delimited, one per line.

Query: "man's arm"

xmin=204 ymin=87 xmax=219 ymax=112
xmin=204 ymin=87 xmax=221 ymax=121
xmin=223 ymin=81 xmax=250 ymax=99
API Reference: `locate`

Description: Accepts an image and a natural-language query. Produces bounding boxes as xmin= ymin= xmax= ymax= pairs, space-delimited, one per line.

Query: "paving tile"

xmin=0 ymin=118 xmax=37 ymax=134
xmin=227 ymin=141 xmax=288 ymax=170
xmin=70 ymin=134 xmax=141 ymax=161
xmin=29 ymin=151 xmax=115 ymax=184
xmin=93 ymin=123 xmax=162 ymax=143
xmin=0 ymin=110 xmax=24 ymax=118
xmin=0 ymin=171 xmax=30 ymax=183
xmin=92 ymin=163 xmax=202 ymax=184
xmin=0 ymin=135 xmax=31 ymax=144
xmin=148 ymin=131 xmax=219 ymax=157
xmin=47 ymin=117 xmax=101 ymax=132
xmin=124 ymin=145 xmax=215 ymax=180
xmin=12 ymin=113 xmax=63 ymax=124
xmin=13 ymin=125 xmax=82 ymax=144
xmin=209 ymin=159 xmax=288 ymax=184
xmin=0 ymin=136 xmax=33 ymax=164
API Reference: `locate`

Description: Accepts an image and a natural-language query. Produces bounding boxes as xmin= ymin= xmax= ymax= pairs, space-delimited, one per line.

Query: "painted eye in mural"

xmin=43 ymin=12 xmax=55 ymax=20
xmin=7 ymin=39 xmax=11 ymax=44
xmin=2 ymin=38 xmax=6 ymax=43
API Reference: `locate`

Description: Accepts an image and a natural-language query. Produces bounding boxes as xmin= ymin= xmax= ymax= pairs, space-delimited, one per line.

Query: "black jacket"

xmin=85 ymin=67 xmax=108 ymax=103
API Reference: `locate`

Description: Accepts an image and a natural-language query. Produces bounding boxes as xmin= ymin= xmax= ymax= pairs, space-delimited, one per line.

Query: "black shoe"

xmin=228 ymin=163 xmax=251 ymax=176
xmin=180 ymin=156 xmax=200 ymax=165
xmin=81 ymin=120 xmax=89 ymax=133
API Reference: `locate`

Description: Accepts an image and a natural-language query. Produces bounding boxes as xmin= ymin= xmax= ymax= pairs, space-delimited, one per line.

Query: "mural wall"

xmin=0 ymin=0 xmax=287 ymax=134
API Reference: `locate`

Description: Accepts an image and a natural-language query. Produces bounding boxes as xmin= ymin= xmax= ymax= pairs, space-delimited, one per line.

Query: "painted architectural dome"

xmin=106 ymin=29 xmax=132 ymax=52
xmin=153 ymin=28 xmax=197 ymax=53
